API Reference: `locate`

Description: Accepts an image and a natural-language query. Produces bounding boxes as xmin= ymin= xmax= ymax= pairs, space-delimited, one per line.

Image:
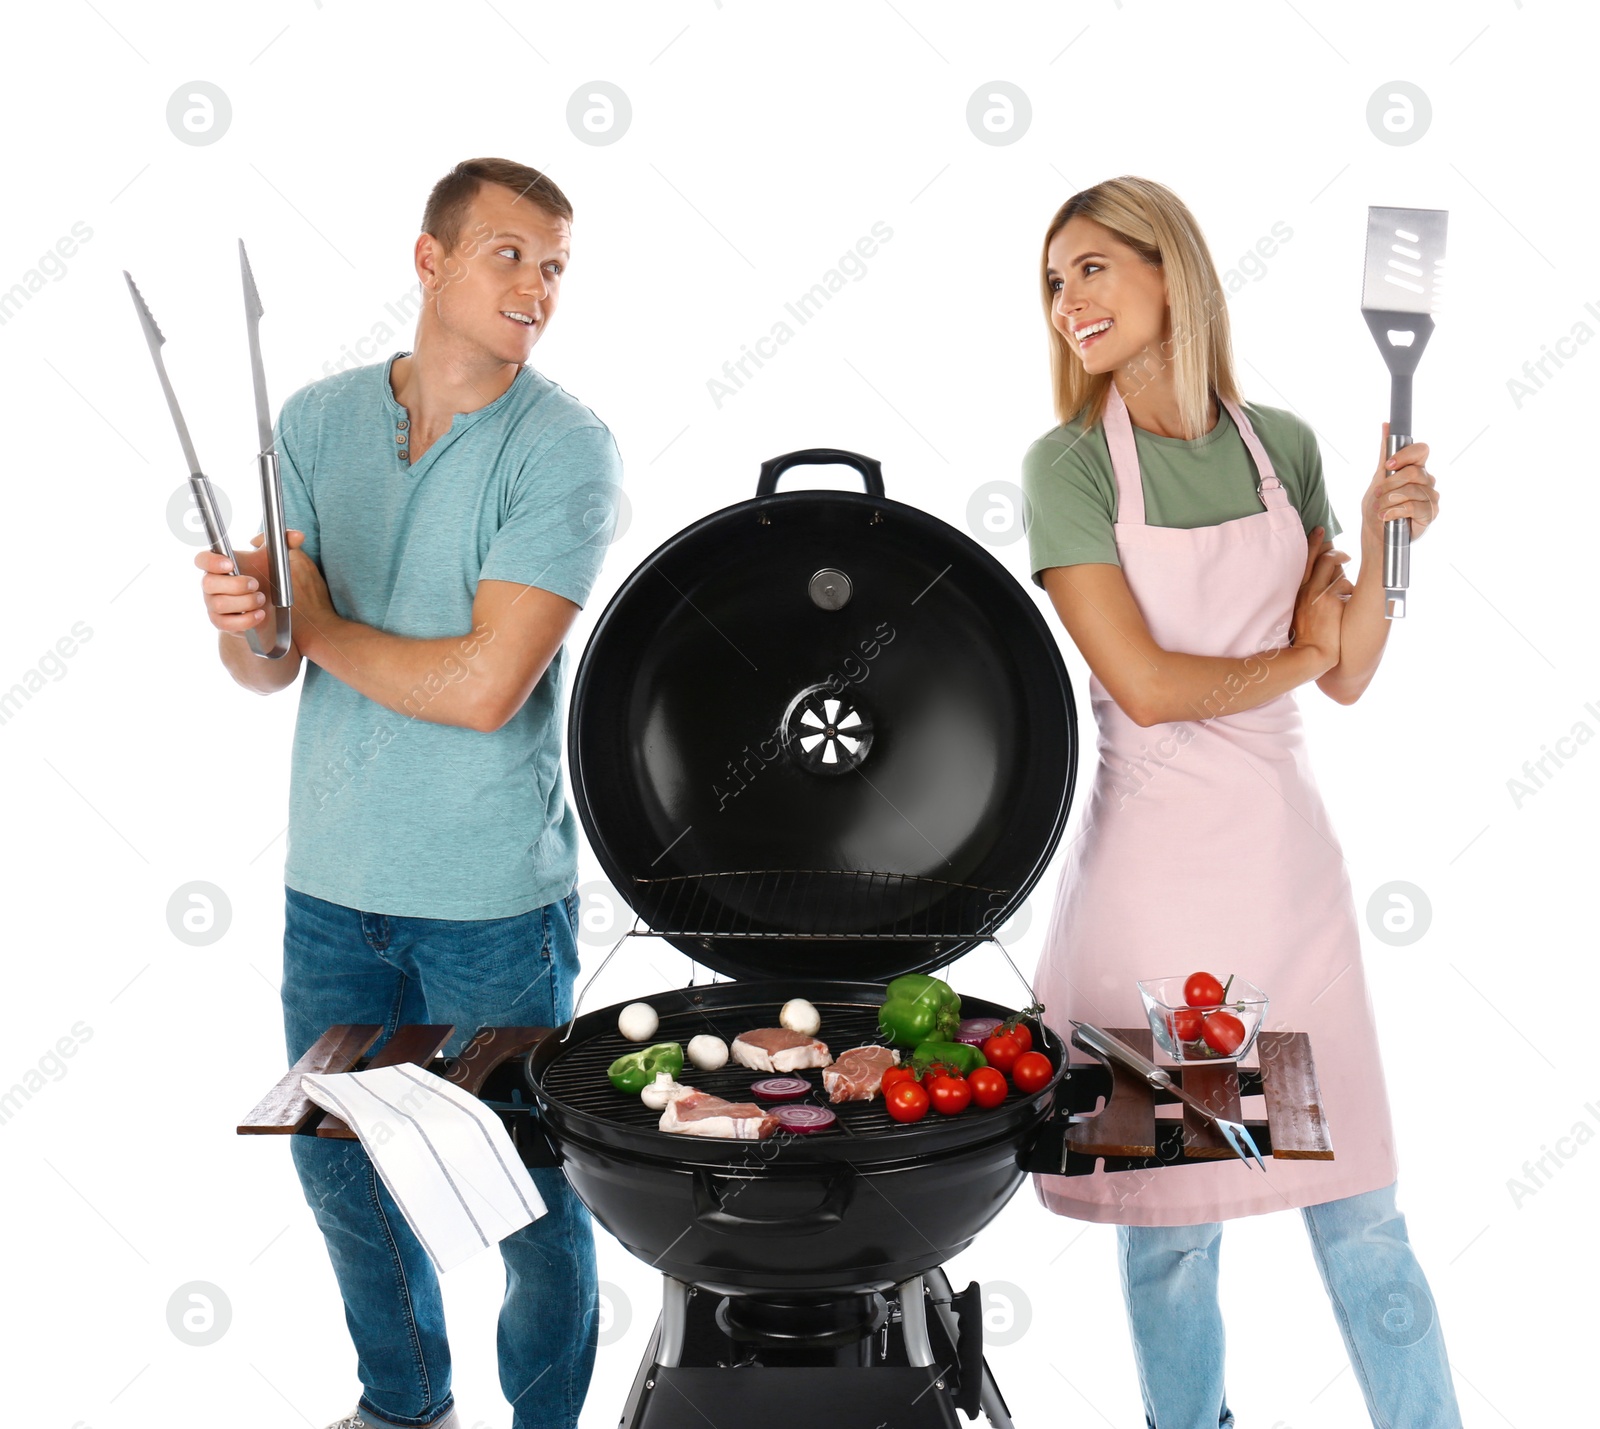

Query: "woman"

xmin=1022 ymin=177 xmax=1461 ymax=1429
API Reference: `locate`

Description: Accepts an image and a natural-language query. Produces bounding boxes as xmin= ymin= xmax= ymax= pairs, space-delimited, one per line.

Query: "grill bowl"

xmin=526 ymin=979 xmax=1064 ymax=1292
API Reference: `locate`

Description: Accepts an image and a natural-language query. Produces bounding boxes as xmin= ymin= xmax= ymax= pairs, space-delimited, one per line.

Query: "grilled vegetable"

xmin=640 ymin=1072 xmax=690 ymax=1111
xmin=981 ymin=1030 xmax=1023 ymax=1075
xmin=774 ymin=1104 xmax=836 ymax=1133
xmin=968 ymin=1066 xmax=1009 ymax=1109
xmin=607 ymin=1042 xmax=684 ymax=1094
xmin=956 ymin=1017 xmax=1003 ymax=1047
xmin=926 ymin=1073 xmax=972 ymax=1116
xmin=885 ymin=1080 xmax=931 ymax=1123
xmin=686 ymin=1034 xmax=729 ymax=1071
xmin=617 ymin=1002 xmax=660 ymax=1042
xmin=910 ymin=1039 xmax=988 ymax=1076
xmin=877 ymin=974 xmax=962 ymax=1048
xmin=749 ymin=1076 xmax=812 ymax=1102
xmin=1010 ymin=1051 xmax=1052 ymax=1094
xmin=779 ymin=998 xmax=821 ymax=1036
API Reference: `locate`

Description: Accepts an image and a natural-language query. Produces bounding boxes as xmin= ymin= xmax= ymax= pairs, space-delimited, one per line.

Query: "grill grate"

xmin=633 ymin=868 xmax=1011 ymax=941
xmin=539 ymin=998 xmax=1025 ymax=1136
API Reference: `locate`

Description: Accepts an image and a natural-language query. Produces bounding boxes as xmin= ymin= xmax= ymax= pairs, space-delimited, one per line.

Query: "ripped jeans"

xmin=1116 ymin=1182 xmax=1461 ymax=1429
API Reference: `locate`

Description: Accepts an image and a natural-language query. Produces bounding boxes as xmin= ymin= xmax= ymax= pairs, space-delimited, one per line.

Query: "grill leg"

xmin=896 ymin=1275 xmax=934 ymax=1367
xmin=656 ymin=1275 xmax=689 ymax=1368
xmin=923 ymin=1266 xmax=1014 ymax=1429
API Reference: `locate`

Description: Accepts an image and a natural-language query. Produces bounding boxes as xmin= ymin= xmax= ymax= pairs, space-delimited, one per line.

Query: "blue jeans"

xmin=1116 ymin=1182 xmax=1461 ymax=1429
xmin=281 ymin=885 xmax=598 ymax=1429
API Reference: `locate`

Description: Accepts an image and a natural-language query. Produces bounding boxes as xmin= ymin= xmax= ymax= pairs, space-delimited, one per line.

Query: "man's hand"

xmin=195 ymin=529 xmax=306 ymax=635
xmin=285 ymin=544 xmax=344 ymax=667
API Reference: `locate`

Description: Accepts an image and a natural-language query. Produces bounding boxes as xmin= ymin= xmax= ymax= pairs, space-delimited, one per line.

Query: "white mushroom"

xmin=686 ymin=1034 xmax=729 ymax=1072
xmin=779 ymin=998 xmax=821 ymax=1037
xmin=617 ymin=1002 xmax=659 ymax=1042
xmin=640 ymin=1071 xmax=690 ymax=1111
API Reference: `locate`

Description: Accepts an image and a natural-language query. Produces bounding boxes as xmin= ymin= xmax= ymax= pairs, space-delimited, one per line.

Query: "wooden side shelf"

xmin=314 ymin=1025 xmax=456 ymax=1140
xmin=236 ymin=1024 xmax=383 ymax=1135
xmin=237 ymin=1024 xmax=554 ymax=1138
xmin=1059 ymin=1026 xmax=1333 ymax=1166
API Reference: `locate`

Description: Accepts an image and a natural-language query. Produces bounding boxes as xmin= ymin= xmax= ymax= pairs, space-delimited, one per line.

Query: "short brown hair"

xmin=421 ymin=158 xmax=573 ymax=255
xmin=1039 ymin=176 xmax=1238 ymax=441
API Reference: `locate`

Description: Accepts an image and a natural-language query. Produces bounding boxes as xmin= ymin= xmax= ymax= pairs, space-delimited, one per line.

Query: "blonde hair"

xmin=1040 ymin=176 xmax=1239 ymax=440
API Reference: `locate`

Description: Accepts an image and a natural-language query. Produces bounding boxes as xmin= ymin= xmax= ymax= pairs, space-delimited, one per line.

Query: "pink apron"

xmin=1032 ymin=383 xmax=1398 ymax=1225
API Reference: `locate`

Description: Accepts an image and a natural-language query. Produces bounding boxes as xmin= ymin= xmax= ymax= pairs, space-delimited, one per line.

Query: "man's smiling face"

xmin=422 ymin=180 xmax=571 ymax=362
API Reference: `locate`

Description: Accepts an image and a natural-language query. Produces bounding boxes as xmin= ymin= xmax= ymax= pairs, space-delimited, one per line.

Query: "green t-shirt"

xmin=1021 ymin=399 xmax=1340 ymax=587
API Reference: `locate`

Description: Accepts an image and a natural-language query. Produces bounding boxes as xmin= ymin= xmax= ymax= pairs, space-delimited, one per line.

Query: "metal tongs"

xmin=125 ymin=241 xmax=292 ymax=658
xmin=1070 ymin=1020 xmax=1266 ymax=1172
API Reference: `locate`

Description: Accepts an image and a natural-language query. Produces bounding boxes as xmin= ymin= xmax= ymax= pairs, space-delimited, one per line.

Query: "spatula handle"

xmin=1383 ymin=428 xmax=1411 ymax=609
xmin=1384 ymin=369 xmax=1414 ymax=618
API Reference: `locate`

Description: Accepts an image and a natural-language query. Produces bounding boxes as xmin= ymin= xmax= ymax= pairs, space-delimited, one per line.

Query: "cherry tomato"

xmin=1167 ymin=1007 xmax=1204 ymax=1043
xmin=885 ymin=1080 xmax=930 ymax=1122
xmin=881 ymin=1065 xmax=917 ymax=1092
xmin=968 ymin=1066 xmax=1008 ymax=1110
xmin=1202 ymin=1010 xmax=1245 ymax=1056
xmin=981 ymin=1032 xmax=1023 ymax=1075
xmin=927 ymin=1073 xmax=973 ymax=1116
xmin=1184 ymin=971 xmax=1225 ymax=1009
xmin=1004 ymin=1021 xmax=1033 ymax=1054
xmin=1010 ymin=1050 xmax=1052 ymax=1094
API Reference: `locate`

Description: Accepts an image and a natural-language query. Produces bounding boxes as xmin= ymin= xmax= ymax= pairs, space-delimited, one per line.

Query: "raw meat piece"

xmin=730 ymin=1027 xmax=833 ymax=1073
xmin=823 ymin=1045 xmax=901 ymax=1104
xmin=659 ymin=1087 xmax=780 ymax=1140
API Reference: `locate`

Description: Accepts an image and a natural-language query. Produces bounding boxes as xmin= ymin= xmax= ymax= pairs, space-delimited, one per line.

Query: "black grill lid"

xmin=566 ymin=450 xmax=1078 ymax=982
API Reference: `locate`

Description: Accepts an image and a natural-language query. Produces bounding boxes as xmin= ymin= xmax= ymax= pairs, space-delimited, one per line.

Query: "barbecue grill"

xmin=241 ymin=451 xmax=1336 ymax=1427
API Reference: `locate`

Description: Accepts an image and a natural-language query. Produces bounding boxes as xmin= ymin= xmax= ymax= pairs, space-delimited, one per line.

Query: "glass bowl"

xmin=1137 ymin=975 xmax=1269 ymax=1064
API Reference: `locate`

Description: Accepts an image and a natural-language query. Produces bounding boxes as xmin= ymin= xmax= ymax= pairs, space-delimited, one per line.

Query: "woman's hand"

xmin=1290 ymin=526 xmax=1353 ymax=674
xmin=1360 ymin=421 xmax=1439 ymax=549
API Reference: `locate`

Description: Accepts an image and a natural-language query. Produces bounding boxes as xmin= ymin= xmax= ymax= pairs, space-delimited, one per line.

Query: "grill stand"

xmin=619 ymin=1271 xmax=1010 ymax=1429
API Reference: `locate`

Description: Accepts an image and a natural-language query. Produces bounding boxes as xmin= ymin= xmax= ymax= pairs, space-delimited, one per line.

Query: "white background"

xmin=2 ymin=2 xmax=1593 ymax=1426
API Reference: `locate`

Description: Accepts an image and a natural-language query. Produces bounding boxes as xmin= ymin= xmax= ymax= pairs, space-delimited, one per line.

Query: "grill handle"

xmin=691 ymin=1165 xmax=853 ymax=1236
xmin=756 ymin=448 xmax=885 ymax=498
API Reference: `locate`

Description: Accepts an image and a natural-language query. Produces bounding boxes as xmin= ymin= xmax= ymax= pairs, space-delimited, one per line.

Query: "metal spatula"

xmin=1360 ymin=206 xmax=1448 ymax=620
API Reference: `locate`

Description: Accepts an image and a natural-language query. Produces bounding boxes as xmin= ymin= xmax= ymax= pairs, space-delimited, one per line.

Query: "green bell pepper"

xmin=608 ymin=1042 xmax=684 ymax=1094
xmin=911 ymin=1040 xmax=988 ymax=1076
xmin=877 ymin=973 xmax=962 ymax=1048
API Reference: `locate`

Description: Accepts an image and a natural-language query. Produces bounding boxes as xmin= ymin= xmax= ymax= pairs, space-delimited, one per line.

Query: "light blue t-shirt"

xmin=266 ymin=351 xmax=624 ymax=920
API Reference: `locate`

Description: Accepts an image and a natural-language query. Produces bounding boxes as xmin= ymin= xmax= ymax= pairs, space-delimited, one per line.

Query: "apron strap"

xmin=1219 ymin=396 xmax=1290 ymax=511
xmin=1102 ymin=382 xmax=1291 ymax=522
xmin=1101 ymin=381 xmax=1145 ymax=526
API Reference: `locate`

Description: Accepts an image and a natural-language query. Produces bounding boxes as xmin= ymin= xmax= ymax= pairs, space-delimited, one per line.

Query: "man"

xmin=198 ymin=157 xmax=623 ymax=1429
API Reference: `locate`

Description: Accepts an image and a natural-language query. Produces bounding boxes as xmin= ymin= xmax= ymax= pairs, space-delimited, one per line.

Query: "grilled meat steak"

xmin=659 ymin=1087 xmax=781 ymax=1140
xmin=822 ymin=1045 xmax=901 ymax=1104
xmin=730 ymin=1027 xmax=833 ymax=1073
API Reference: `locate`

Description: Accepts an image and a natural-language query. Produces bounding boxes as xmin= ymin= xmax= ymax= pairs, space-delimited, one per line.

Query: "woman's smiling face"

xmin=1047 ymin=216 xmax=1168 ymax=376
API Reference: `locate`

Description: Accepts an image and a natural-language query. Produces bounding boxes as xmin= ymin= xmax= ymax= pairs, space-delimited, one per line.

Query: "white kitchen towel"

xmin=300 ymin=1063 xmax=547 ymax=1274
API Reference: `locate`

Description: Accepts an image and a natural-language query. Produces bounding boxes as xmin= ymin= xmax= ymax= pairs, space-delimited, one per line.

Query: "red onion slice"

xmin=749 ymin=1076 xmax=811 ymax=1102
xmin=956 ymin=1017 xmax=1003 ymax=1047
xmin=774 ymin=1104 xmax=837 ymax=1133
